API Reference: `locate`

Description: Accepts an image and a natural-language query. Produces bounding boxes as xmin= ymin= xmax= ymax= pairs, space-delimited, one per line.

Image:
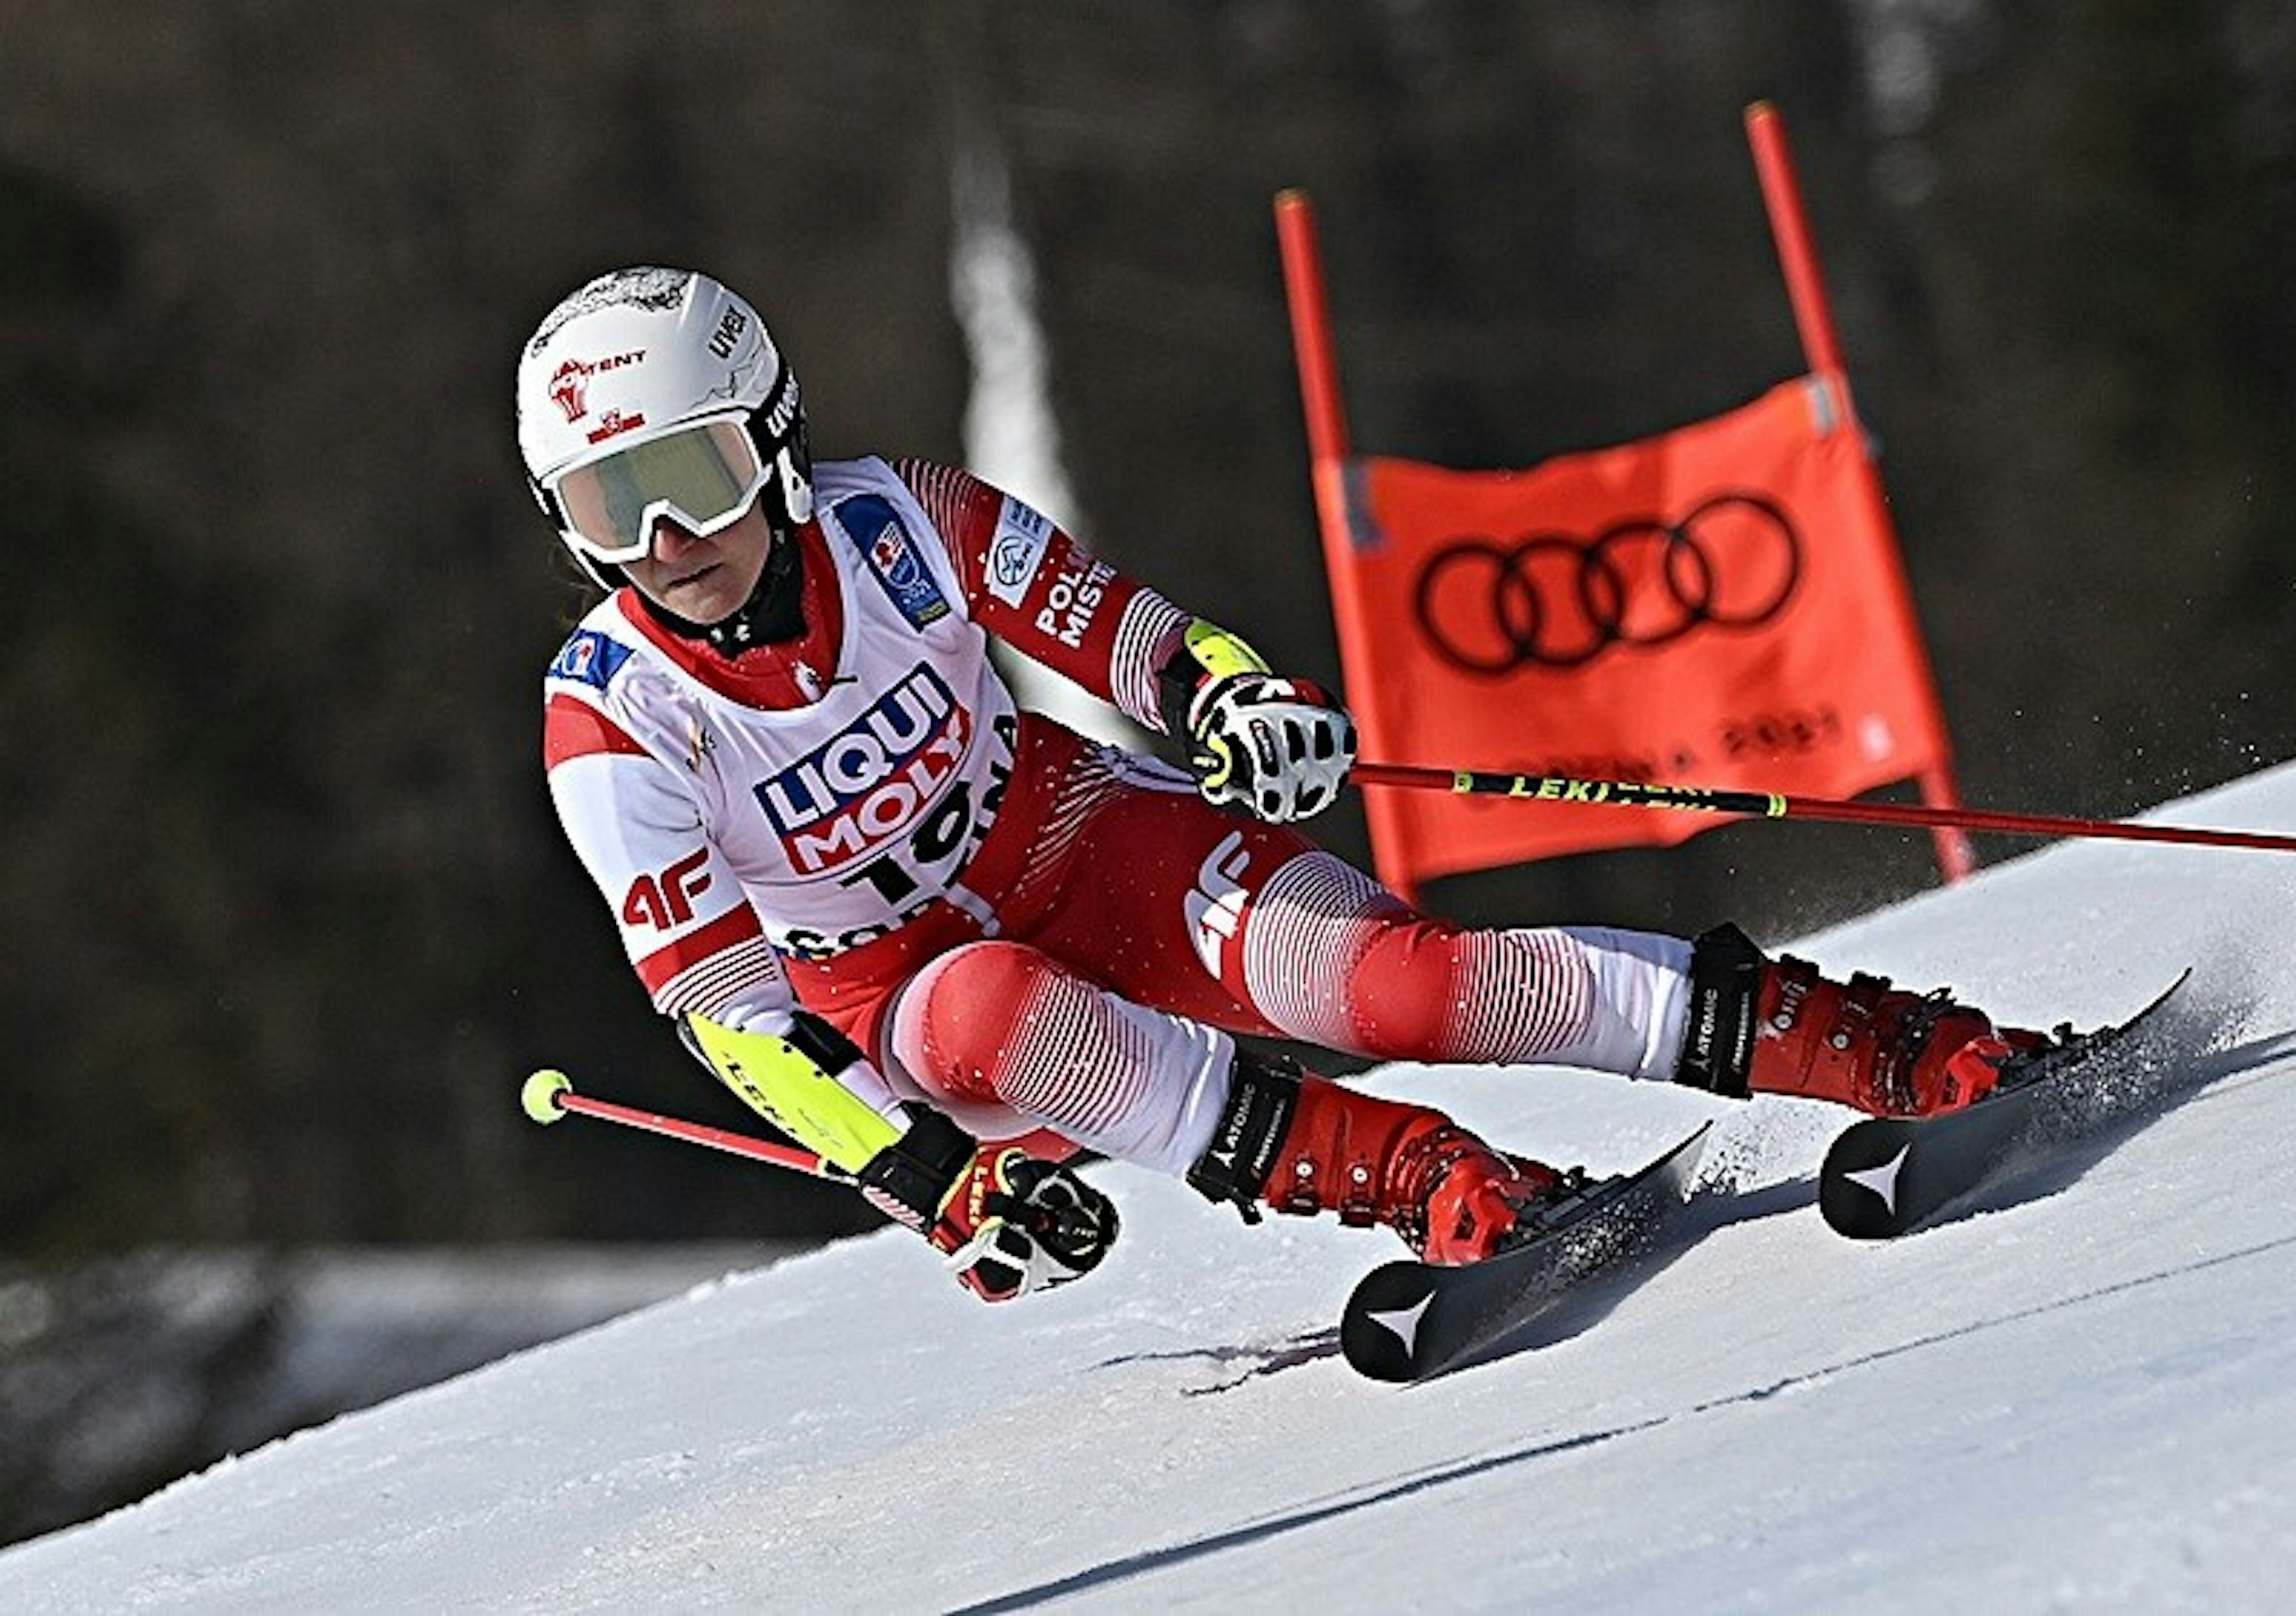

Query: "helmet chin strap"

xmin=634 ymin=514 xmax=807 ymax=653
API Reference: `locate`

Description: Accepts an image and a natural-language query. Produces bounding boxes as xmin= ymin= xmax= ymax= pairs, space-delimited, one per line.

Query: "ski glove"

xmin=1159 ymin=622 xmax=1357 ymax=824
xmin=856 ymin=1108 xmax=1119 ymax=1303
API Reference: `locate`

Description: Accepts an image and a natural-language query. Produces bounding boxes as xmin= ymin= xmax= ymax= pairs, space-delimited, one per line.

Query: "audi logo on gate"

xmin=1412 ymin=492 xmax=1803 ymax=674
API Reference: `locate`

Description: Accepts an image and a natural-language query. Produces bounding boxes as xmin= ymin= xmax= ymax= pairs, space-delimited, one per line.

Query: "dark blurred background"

xmin=4 ymin=0 xmax=2293 ymax=1541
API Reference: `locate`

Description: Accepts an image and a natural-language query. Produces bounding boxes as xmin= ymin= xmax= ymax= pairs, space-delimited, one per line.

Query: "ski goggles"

xmin=542 ymin=413 xmax=769 ymax=565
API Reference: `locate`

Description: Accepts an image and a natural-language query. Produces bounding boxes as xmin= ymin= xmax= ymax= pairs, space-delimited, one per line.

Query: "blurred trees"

xmin=1 ymin=1 xmax=2291 ymax=1259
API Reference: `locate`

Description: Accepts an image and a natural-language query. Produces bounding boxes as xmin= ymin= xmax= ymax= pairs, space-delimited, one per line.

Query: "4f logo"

xmin=622 ymin=849 xmax=713 ymax=930
xmin=1186 ymin=832 xmax=1253 ymax=977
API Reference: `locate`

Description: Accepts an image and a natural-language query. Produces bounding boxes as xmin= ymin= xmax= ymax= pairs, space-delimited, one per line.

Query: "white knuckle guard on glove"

xmin=938 ymin=1154 xmax=1120 ymax=1303
xmin=1186 ymin=672 xmax=1358 ymax=824
xmin=856 ymin=1108 xmax=1119 ymax=1303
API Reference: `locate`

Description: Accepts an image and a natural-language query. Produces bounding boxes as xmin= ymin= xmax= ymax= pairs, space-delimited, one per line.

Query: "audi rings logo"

xmin=1412 ymin=492 xmax=1803 ymax=674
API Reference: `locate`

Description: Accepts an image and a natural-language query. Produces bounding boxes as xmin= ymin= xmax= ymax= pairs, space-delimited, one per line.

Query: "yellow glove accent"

xmin=1181 ymin=619 xmax=1272 ymax=682
xmin=682 ymin=1014 xmax=902 ymax=1175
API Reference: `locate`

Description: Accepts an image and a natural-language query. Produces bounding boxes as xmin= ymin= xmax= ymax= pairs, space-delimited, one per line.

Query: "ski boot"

xmin=1186 ymin=1053 xmax=1574 ymax=1264
xmin=1674 ymin=923 xmax=2051 ymax=1117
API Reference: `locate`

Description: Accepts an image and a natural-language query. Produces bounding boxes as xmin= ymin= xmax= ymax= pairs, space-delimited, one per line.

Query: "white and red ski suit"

xmin=543 ymin=457 xmax=1694 ymax=1176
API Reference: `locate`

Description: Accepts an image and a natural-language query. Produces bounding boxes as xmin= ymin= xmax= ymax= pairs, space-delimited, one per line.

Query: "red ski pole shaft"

xmin=1348 ymin=761 xmax=2296 ymax=856
xmin=519 ymin=1068 xmax=845 ymax=1178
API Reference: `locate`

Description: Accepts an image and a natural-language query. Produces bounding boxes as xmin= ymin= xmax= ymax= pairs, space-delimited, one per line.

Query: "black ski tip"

xmin=1341 ymin=1261 xmax=1448 ymax=1382
xmin=1819 ymin=1123 xmax=1920 ymax=1239
xmin=1338 ymin=1123 xmax=1714 ymax=1382
xmin=1817 ymin=967 xmax=2195 ymax=1241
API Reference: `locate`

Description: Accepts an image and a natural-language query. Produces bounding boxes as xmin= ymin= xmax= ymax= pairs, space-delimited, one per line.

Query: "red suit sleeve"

xmin=894 ymin=460 xmax=1188 ymax=733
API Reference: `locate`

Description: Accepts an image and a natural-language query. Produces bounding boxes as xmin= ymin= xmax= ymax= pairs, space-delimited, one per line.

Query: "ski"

xmin=1818 ymin=970 xmax=2193 ymax=1239
xmin=1339 ymin=1124 xmax=1711 ymax=1383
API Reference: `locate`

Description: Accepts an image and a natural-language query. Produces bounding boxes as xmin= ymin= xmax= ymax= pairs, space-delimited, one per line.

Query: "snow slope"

xmin=10 ymin=767 xmax=2296 ymax=1612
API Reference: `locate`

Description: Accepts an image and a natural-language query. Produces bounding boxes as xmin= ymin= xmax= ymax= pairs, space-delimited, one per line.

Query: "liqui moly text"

xmin=753 ymin=665 xmax=972 ymax=874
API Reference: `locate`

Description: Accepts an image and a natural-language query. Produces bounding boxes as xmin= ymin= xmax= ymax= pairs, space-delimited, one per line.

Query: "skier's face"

xmin=622 ymin=503 xmax=775 ymax=625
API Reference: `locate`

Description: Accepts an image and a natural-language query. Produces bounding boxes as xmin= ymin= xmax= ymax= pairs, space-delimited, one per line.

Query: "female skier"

xmin=524 ymin=267 xmax=2037 ymax=1301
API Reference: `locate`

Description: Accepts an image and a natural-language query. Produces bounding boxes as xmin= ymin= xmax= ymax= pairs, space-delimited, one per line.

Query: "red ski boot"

xmin=1674 ymin=923 xmax=2049 ymax=1117
xmin=1186 ymin=1054 xmax=1566 ymax=1264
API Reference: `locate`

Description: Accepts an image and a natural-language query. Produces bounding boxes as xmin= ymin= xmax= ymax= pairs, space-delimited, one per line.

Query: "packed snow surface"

xmin=11 ymin=767 xmax=2296 ymax=1612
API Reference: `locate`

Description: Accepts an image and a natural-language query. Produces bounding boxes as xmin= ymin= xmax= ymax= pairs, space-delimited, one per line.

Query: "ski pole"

xmin=519 ymin=1068 xmax=847 ymax=1179
xmin=1348 ymin=760 xmax=2296 ymax=856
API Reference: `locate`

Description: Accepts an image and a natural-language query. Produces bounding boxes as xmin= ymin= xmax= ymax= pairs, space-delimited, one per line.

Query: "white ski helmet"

xmin=515 ymin=266 xmax=812 ymax=587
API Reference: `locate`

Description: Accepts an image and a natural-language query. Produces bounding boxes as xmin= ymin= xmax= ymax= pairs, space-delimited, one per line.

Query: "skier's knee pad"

xmin=893 ymin=940 xmax=1055 ymax=1106
xmin=1340 ymin=916 xmax=1476 ymax=1056
xmin=1347 ymin=922 xmax=1616 ymax=1066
